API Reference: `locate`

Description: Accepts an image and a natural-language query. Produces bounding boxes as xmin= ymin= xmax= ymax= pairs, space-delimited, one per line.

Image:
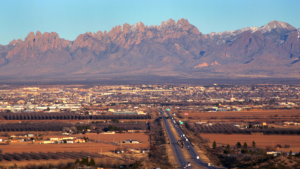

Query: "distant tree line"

xmin=0 ymin=122 xmax=73 ymax=132
xmin=1 ymin=113 xmax=151 ymax=120
xmin=0 ymin=121 xmax=148 ymax=132
xmin=94 ymin=123 xmax=148 ymax=132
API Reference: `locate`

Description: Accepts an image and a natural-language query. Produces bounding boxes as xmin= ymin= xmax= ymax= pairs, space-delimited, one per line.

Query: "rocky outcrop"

xmin=6 ymin=31 xmax=71 ymax=61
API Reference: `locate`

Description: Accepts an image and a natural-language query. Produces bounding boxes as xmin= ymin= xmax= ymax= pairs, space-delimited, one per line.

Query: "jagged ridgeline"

xmin=0 ymin=19 xmax=299 ymax=79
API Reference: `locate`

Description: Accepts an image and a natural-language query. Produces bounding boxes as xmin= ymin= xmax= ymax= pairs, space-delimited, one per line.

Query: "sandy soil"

xmin=201 ymin=134 xmax=300 ymax=152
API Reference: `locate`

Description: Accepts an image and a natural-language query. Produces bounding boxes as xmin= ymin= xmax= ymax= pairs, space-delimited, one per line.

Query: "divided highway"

xmin=165 ymin=109 xmax=219 ymax=169
xmin=159 ymin=108 xmax=187 ymax=168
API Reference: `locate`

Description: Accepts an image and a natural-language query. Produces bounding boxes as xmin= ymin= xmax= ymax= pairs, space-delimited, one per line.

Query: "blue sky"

xmin=0 ymin=0 xmax=299 ymax=45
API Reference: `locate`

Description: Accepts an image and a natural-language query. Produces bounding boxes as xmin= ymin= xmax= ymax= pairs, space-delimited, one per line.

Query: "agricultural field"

xmin=0 ymin=133 xmax=149 ymax=154
xmin=178 ymin=108 xmax=300 ymax=168
xmin=0 ymin=127 xmax=151 ymax=168
xmin=201 ymin=134 xmax=300 ymax=152
xmin=0 ymin=117 xmax=151 ymax=168
xmin=186 ymin=123 xmax=300 ymax=135
xmin=177 ymin=109 xmax=300 ymax=122
xmin=0 ymin=151 xmax=103 ymax=161
xmin=0 ymin=142 xmax=118 ymax=154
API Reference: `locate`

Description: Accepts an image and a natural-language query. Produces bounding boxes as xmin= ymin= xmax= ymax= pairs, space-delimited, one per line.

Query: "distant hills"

xmin=0 ymin=18 xmax=300 ymax=82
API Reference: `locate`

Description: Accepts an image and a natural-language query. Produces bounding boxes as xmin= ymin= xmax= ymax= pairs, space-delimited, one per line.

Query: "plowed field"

xmin=179 ymin=110 xmax=300 ymax=119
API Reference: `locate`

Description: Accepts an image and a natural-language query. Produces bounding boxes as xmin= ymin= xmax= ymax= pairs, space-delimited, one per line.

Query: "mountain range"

xmin=0 ymin=18 xmax=300 ymax=82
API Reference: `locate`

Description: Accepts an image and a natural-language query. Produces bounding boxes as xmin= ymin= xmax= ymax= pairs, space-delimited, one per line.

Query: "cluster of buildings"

xmin=122 ymin=139 xmax=140 ymax=144
xmin=1 ymin=133 xmax=86 ymax=144
xmin=0 ymin=84 xmax=300 ymax=114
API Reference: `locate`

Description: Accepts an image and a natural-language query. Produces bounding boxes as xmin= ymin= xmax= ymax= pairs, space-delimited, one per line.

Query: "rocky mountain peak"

xmin=177 ymin=18 xmax=190 ymax=26
xmin=25 ymin=31 xmax=36 ymax=42
xmin=260 ymin=20 xmax=296 ymax=33
xmin=1 ymin=19 xmax=300 ymax=79
xmin=8 ymin=38 xmax=23 ymax=46
xmin=5 ymin=31 xmax=71 ymax=60
xmin=36 ymin=31 xmax=42 ymax=38
xmin=160 ymin=19 xmax=176 ymax=28
xmin=208 ymin=26 xmax=259 ymax=38
xmin=129 ymin=21 xmax=144 ymax=32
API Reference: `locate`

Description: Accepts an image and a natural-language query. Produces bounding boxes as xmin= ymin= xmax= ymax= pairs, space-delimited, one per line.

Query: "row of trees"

xmin=0 ymin=122 xmax=73 ymax=132
xmin=0 ymin=151 xmax=103 ymax=162
xmin=95 ymin=123 xmax=148 ymax=131
xmin=2 ymin=113 xmax=151 ymax=120
xmin=75 ymin=157 xmax=96 ymax=166
xmin=185 ymin=122 xmax=300 ymax=135
xmin=213 ymin=140 xmax=256 ymax=154
xmin=0 ymin=121 xmax=148 ymax=132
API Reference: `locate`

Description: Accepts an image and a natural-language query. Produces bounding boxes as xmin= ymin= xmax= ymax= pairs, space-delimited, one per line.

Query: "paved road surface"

xmin=165 ymin=109 xmax=220 ymax=169
xmin=159 ymin=108 xmax=187 ymax=168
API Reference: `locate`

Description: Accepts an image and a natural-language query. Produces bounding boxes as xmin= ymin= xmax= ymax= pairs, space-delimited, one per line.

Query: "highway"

xmin=159 ymin=108 xmax=187 ymax=168
xmin=165 ymin=109 xmax=219 ymax=169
